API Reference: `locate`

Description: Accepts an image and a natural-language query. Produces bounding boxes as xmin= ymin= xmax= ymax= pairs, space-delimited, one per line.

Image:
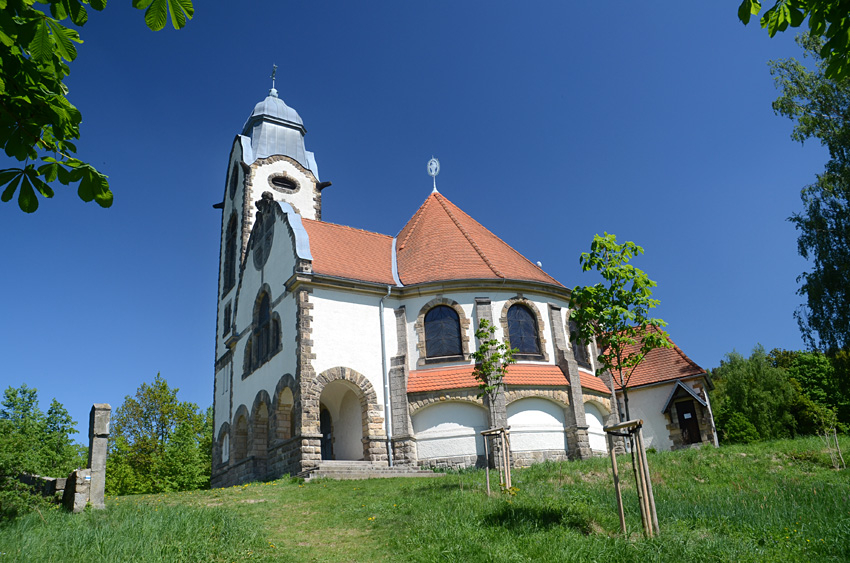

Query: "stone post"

xmin=87 ymin=403 xmax=111 ymax=510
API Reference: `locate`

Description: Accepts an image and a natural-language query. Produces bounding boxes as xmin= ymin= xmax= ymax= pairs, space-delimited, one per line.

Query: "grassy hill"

xmin=1 ymin=436 xmax=848 ymax=562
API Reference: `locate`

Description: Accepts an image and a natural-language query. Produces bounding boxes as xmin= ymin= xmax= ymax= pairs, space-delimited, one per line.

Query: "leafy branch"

xmin=0 ymin=0 xmax=194 ymax=212
xmin=471 ymin=319 xmax=517 ymax=404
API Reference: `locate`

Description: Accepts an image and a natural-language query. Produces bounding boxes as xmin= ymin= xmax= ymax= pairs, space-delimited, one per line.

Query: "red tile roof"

xmin=608 ymin=329 xmax=706 ymax=389
xmin=408 ymin=363 xmax=611 ymax=395
xmin=395 ymin=193 xmax=563 ymax=286
xmin=301 ymin=219 xmax=395 ymax=285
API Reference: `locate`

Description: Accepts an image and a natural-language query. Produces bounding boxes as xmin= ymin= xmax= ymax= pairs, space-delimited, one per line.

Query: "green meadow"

xmin=1 ymin=436 xmax=848 ymax=562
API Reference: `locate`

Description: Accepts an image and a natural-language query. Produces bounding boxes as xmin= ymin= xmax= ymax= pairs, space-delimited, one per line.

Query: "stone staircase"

xmin=298 ymin=460 xmax=445 ymax=481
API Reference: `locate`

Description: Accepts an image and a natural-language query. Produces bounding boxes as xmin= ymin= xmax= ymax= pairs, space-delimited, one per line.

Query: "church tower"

xmin=214 ymin=88 xmax=326 ymax=369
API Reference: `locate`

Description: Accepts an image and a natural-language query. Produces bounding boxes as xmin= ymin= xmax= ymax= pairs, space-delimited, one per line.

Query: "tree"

xmin=711 ymin=346 xmax=801 ymax=442
xmin=568 ymin=233 xmax=671 ymax=421
xmin=107 ymin=373 xmax=210 ymax=495
xmin=471 ymin=318 xmax=517 ymax=404
xmin=0 ymin=0 xmax=194 ymax=212
xmin=770 ymin=34 xmax=850 ymax=353
xmin=0 ymin=385 xmax=84 ymax=520
xmin=738 ymin=1 xmax=850 ymax=79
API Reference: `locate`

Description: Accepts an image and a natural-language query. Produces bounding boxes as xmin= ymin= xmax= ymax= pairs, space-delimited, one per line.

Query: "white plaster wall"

xmin=412 ymin=402 xmax=487 ymax=459
xmin=216 ymin=148 xmax=246 ymax=359
xmin=336 ymin=389 xmax=364 ymax=460
xmin=584 ymin=402 xmax=608 ymax=453
xmin=506 ymin=398 xmax=567 ymax=452
xmin=310 ymin=288 xmax=390 ymax=407
xmin=250 ymin=160 xmax=317 ymax=223
xmin=626 ymin=384 xmax=675 ymax=451
xmin=214 ymin=364 xmax=231 ymax=439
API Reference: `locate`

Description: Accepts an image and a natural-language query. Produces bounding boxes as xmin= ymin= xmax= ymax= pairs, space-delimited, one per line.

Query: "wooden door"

xmin=320 ymin=407 xmax=334 ymax=460
xmin=676 ymin=400 xmax=701 ymax=445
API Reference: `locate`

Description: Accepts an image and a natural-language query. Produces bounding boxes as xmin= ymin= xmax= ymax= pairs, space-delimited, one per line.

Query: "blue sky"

xmin=1 ymin=2 xmax=827 ymax=435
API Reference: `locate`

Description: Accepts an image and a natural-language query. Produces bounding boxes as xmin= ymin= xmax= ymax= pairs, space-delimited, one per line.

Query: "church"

xmin=210 ymin=88 xmax=717 ymax=487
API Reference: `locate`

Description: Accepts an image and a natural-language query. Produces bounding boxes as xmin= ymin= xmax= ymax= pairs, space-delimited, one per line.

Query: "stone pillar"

xmin=548 ymin=304 xmax=592 ymax=460
xmin=87 ymin=403 xmax=110 ymax=509
xmin=62 ymin=468 xmax=91 ymax=513
xmin=389 ymin=306 xmax=415 ymax=465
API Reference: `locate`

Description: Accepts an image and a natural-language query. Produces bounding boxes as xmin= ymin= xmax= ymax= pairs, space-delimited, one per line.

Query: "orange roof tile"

xmin=396 ymin=193 xmax=563 ymax=286
xmin=608 ymin=329 xmax=706 ymax=389
xmin=301 ymin=219 xmax=395 ymax=285
xmin=408 ymin=363 xmax=610 ymax=395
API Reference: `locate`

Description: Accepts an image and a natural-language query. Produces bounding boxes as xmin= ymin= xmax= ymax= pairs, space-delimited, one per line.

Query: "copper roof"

xmin=408 ymin=363 xmax=611 ymax=395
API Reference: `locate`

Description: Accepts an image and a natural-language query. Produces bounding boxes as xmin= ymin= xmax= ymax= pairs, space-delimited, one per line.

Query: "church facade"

xmin=210 ymin=90 xmax=716 ymax=487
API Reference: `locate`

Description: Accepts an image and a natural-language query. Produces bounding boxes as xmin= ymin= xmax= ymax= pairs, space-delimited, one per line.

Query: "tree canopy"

xmin=0 ymin=0 xmax=193 ymax=212
xmin=107 ymin=373 xmax=211 ymax=495
xmin=568 ymin=233 xmax=671 ymax=420
xmin=739 ymin=0 xmax=850 ymax=79
xmin=770 ymin=34 xmax=850 ymax=353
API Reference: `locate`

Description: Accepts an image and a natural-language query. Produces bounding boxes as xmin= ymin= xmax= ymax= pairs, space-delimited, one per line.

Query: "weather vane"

xmin=270 ymin=64 xmax=277 ymax=91
xmin=427 ymin=157 xmax=440 ymax=193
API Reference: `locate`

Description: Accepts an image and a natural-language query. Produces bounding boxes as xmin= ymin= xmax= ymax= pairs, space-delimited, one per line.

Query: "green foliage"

xmin=768 ymin=34 xmax=850 ymax=353
xmin=0 ymin=0 xmax=193 ymax=213
xmin=568 ymin=232 xmax=671 ymax=419
xmin=0 ymin=385 xmax=84 ymax=520
xmin=107 ymin=374 xmax=211 ymax=495
xmin=739 ymin=0 xmax=850 ymax=79
xmin=471 ymin=319 xmax=517 ymax=402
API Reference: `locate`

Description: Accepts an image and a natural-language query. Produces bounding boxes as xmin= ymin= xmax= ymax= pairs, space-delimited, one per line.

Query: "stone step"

xmin=298 ymin=461 xmax=444 ymax=481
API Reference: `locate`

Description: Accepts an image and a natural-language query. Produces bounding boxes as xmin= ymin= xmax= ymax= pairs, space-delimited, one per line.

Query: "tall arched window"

xmin=244 ymin=291 xmax=281 ymax=374
xmin=222 ymin=214 xmax=237 ymax=296
xmin=568 ymin=320 xmax=591 ymax=369
xmin=424 ymin=305 xmax=462 ymax=358
xmin=507 ymin=304 xmax=540 ymax=355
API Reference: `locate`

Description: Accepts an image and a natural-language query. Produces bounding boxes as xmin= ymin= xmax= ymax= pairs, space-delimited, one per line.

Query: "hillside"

xmin=0 ymin=436 xmax=848 ymax=562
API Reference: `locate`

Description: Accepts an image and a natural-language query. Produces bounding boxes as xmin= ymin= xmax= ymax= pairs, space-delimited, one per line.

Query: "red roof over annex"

xmin=611 ymin=329 xmax=707 ymax=389
xmin=408 ymin=364 xmax=611 ymax=395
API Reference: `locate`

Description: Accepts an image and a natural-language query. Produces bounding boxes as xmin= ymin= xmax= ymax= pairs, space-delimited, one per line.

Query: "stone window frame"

xmin=268 ymin=172 xmax=301 ymax=194
xmin=242 ymin=286 xmax=282 ymax=378
xmin=499 ymin=296 xmax=549 ymax=362
xmin=215 ymin=422 xmax=231 ymax=467
xmin=222 ymin=301 xmax=232 ymax=336
xmin=414 ymin=297 xmax=472 ymax=367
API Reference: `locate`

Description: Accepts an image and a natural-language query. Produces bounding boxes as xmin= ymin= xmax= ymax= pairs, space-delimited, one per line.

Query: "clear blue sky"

xmin=1 ymin=2 xmax=827 ymax=435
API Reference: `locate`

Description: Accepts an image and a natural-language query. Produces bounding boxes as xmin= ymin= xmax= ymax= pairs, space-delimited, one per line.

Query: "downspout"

xmin=380 ymin=285 xmax=394 ymax=467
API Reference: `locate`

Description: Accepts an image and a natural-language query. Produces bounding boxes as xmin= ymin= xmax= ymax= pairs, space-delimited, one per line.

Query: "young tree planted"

xmin=0 ymin=0 xmax=194 ymax=212
xmin=471 ymin=319 xmax=517 ymax=405
xmin=569 ymin=233 xmax=671 ymax=421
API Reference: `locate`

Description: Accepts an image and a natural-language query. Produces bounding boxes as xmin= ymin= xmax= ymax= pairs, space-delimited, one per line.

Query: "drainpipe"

xmin=379 ymin=285 xmax=394 ymax=467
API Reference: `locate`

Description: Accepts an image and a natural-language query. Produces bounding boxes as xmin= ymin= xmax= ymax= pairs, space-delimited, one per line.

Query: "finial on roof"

xmin=427 ymin=157 xmax=440 ymax=193
xmin=269 ymin=64 xmax=278 ymax=97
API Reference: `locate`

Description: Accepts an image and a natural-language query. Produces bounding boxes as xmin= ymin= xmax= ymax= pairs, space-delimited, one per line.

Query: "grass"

xmin=0 ymin=436 xmax=848 ymax=562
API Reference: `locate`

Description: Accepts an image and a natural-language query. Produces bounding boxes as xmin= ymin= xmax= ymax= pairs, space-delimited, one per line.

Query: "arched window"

xmin=569 ymin=320 xmax=592 ymax=369
xmin=245 ymin=291 xmax=281 ymax=374
xmin=222 ymin=214 xmax=237 ymax=296
xmin=424 ymin=305 xmax=462 ymax=358
xmin=507 ymin=304 xmax=540 ymax=355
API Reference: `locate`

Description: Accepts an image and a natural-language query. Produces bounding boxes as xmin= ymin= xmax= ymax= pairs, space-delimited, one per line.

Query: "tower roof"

xmin=241 ymin=90 xmax=315 ymax=172
xmin=395 ymin=193 xmax=563 ymax=287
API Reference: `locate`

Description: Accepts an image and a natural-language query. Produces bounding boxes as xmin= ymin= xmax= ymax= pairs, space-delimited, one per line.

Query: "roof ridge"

xmin=436 ymin=194 xmax=563 ymax=286
xmin=434 ymin=193 xmax=505 ymax=279
xmin=302 ymin=218 xmax=392 ymax=240
xmin=396 ymin=194 xmax=433 ymax=250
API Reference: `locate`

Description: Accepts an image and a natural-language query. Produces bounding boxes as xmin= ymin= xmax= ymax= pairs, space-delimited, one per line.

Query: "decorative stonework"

xmin=390 ymin=307 xmax=413 ymax=459
xmin=408 ymin=389 xmax=484 ymax=416
xmin=301 ymin=367 xmax=384 ymax=463
xmin=499 ymin=296 xmax=549 ymax=362
xmin=505 ymin=388 xmax=570 ymax=406
xmin=250 ymin=154 xmax=321 ymax=221
xmin=270 ymin=374 xmax=299 ymax=444
xmin=414 ymin=297 xmax=472 ymax=366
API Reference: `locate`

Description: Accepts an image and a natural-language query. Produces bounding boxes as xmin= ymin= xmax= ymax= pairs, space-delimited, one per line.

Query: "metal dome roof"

xmin=243 ymin=88 xmax=304 ymax=130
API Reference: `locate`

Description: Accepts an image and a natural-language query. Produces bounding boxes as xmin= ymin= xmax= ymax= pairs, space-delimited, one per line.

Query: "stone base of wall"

xmin=391 ymin=438 xmax=417 ymax=465
xmin=417 ymin=454 xmax=487 ymax=471
xmin=267 ymin=437 xmax=302 ymax=478
xmin=511 ymin=450 xmax=569 ymax=467
xmin=19 ymin=473 xmax=67 ymax=498
xmin=62 ymin=469 xmax=91 ymax=513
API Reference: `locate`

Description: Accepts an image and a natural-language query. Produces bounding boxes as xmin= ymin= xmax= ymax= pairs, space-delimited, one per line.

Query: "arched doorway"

xmin=584 ymin=402 xmax=608 ymax=453
xmin=318 ymin=379 xmax=365 ymax=461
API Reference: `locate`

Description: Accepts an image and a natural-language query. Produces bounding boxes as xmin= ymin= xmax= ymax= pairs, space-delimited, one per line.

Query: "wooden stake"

xmin=630 ymin=432 xmax=650 ymax=537
xmin=636 ymin=427 xmax=659 ymax=535
xmin=483 ymin=435 xmax=491 ymax=496
xmin=608 ymin=433 xmax=626 ymax=534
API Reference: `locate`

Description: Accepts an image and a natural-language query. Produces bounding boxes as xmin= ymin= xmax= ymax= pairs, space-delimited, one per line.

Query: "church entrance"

xmin=676 ymin=400 xmax=701 ymax=445
xmin=320 ymin=407 xmax=333 ymax=460
xmin=318 ymin=379 xmax=365 ymax=460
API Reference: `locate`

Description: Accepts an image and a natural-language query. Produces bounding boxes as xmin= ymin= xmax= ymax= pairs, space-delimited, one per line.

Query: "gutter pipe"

xmin=379 ymin=285 xmax=394 ymax=467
